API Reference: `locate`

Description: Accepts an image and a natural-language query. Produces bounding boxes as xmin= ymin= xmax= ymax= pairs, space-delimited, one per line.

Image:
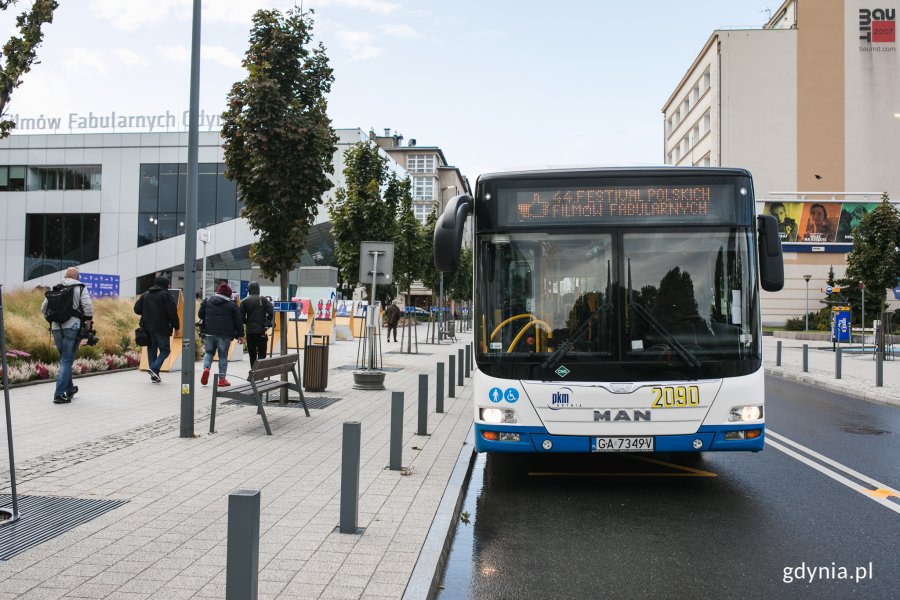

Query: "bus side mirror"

xmin=434 ymin=194 xmax=473 ymax=272
xmin=757 ymin=214 xmax=784 ymax=292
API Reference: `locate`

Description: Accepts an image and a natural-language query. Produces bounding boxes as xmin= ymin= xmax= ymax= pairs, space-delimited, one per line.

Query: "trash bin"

xmin=304 ymin=334 xmax=329 ymax=391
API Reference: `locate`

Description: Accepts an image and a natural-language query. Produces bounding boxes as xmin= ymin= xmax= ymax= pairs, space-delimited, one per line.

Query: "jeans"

xmin=52 ymin=323 xmax=80 ymax=398
xmin=246 ymin=333 xmax=267 ymax=367
xmin=147 ymin=331 xmax=171 ymax=373
xmin=203 ymin=335 xmax=231 ymax=378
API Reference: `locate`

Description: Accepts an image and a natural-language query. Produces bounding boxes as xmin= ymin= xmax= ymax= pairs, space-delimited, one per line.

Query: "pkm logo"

xmin=860 ymin=8 xmax=896 ymax=43
xmin=551 ymin=391 xmax=570 ymax=406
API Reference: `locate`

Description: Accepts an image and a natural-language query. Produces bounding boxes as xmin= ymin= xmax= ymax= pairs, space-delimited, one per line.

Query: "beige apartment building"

xmin=663 ymin=0 xmax=900 ymax=324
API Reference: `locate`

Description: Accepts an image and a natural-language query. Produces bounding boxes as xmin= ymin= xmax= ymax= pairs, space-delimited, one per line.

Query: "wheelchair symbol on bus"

xmin=504 ymin=388 xmax=519 ymax=403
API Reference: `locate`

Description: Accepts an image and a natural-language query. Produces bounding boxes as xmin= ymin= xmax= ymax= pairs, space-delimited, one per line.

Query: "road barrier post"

xmin=449 ymin=355 xmax=456 ymax=398
xmin=418 ymin=375 xmax=428 ymax=436
xmin=390 ymin=392 xmax=403 ymax=471
xmin=776 ymin=340 xmax=782 ymax=366
xmin=340 ymin=422 xmax=361 ymax=534
xmin=436 ymin=362 xmax=445 ymax=413
xmin=835 ymin=347 xmax=842 ymax=380
xmin=226 ymin=489 xmax=260 ymax=600
xmin=802 ymin=344 xmax=808 ymax=372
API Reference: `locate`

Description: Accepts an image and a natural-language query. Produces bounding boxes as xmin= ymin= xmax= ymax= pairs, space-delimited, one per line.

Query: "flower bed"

xmin=1 ymin=351 xmax=141 ymax=385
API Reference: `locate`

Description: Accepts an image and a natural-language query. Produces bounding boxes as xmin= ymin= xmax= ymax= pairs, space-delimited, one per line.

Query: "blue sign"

xmin=80 ymin=273 xmax=120 ymax=298
xmin=504 ymin=388 xmax=520 ymax=403
xmin=273 ymin=301 xmax=299 ymax=312
xmin=240 ymin=280 xmax=249 ymax=299
xmin=832 ymin=308 xmax=851 ymax=343
xmin=894 ymin=285 xmax=900 ymax=301
xmin=488 ymin=387 xmax=503 ymax=403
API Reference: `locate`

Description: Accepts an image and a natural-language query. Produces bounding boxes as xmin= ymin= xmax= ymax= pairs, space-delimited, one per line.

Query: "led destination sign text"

xmin=502 ymin=185 xmax=729 ymax=226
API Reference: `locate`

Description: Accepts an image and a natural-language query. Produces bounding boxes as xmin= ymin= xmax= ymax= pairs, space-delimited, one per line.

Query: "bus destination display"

xmin=501 ymin=184 xmax=734 ymax=226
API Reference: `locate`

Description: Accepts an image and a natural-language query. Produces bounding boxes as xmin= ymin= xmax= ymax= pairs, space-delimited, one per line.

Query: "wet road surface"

xmin=437 ymin=375 xmax=900 ymax=599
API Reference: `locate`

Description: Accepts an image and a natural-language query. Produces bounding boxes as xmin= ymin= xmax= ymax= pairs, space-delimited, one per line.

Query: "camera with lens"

xmin=80 ymin=324 xmax=100 ymax=346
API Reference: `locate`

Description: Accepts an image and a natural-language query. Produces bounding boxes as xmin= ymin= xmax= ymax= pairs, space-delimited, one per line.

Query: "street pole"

xmin=0 ymin=285 xmax=20 ymax=522
xmin=860 ymin=283 xmax=866 ymax=349
xmin=199 ymin=228 xmax=210 ymax=299
xmin=180 ymin=0 xmax=201 ymax=438
xmin=803 ymin=274 xmax=811 ymax=331
xmin=439 ymin=272 xmax=444 ymax=342
xmin=369 ymin=250 xmax=381 ymax=370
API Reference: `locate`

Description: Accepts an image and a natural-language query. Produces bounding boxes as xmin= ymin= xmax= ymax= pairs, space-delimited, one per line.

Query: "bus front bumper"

xmin=474 ymin=423 xmax=765 ymax=453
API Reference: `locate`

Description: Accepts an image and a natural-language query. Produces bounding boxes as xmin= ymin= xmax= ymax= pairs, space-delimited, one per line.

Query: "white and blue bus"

xmin=434 ymin=168 xmax=784 ymax=453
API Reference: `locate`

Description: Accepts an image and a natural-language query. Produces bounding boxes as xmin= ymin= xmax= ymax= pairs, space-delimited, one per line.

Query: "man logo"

xmin=594 ymin=410 xmax=651 ymax=422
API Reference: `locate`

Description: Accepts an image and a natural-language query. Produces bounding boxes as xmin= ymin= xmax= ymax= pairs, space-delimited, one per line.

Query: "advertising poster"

xmin=353 ymin=301 xmax=368 ymax=318
xmin=835 ymin=203 xmax=878 ymax=243
xmin=290 ymin=297 xmax=311 ymax=321
xmin=763 ymin=202 xmax=803 ymax=242
xmin=335 ymin=300 xmax=354 ymax=318
xmin=799 ymin=202 xmax=837 ymax=243
xmin=80 ymin=273 xmax=121 ymax=298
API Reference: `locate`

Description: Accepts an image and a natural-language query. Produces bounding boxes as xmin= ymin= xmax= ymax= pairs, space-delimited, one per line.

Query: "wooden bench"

xmin=209 ymin=354 xmax=309 ymax=436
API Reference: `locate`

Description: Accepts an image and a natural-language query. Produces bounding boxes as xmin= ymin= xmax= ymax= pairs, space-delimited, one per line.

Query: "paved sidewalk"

xmin=0 ymin=324 xmax=475 ymax=599
xmin=763 ymin=335 xmax=900 ymax=407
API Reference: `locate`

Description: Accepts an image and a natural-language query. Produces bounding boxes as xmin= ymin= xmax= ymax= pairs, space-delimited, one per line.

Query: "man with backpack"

xmin=133 ymin=276 xmax=180 ymax=383
xmin=40 ymin=267 xmax=94 ymax=404
xmin=240 ymin=282 xmax=274 ymax=367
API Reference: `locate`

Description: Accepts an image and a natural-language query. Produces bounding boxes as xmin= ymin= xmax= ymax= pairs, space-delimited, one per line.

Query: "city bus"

xmin=434 ymin=168 xmax=784 ymax=453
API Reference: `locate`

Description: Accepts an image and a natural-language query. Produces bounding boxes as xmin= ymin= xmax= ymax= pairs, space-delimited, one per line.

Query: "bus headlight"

xmin=729 ymin=405 xmax=763 ymax=421
xmin=480 ymin=408 xmax=517 ymax=424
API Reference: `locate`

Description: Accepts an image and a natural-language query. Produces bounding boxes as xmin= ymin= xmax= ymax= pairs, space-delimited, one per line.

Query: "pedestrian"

xmin=240 ymin=281 xmax=274 ymax=367
xmin=133 ymin=275 xmax=180 ymax=383
xmin=198 ymin=283 xmax=244 ymax=387
xmin=40 ymin=267 xmax=93 ymax=404
xmin=384 ymin=299 xmax=401 ymax=342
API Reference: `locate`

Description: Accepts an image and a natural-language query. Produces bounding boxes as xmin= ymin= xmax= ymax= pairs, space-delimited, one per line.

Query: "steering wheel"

xmin=490 ymin=313 xmax=552 ymax=353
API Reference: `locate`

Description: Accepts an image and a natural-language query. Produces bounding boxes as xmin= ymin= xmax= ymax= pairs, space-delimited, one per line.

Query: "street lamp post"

xmin=803 ymin=274 xmax=812 ymax=331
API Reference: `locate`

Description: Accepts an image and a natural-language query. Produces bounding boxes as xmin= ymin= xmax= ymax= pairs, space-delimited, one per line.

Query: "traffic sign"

xmin=822 ymin=286 xmax=843 ymax=294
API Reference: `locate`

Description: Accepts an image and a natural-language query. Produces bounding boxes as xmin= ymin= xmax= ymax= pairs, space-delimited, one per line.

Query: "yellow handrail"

xmin=508 ymin=318 xmax=552 ymax=353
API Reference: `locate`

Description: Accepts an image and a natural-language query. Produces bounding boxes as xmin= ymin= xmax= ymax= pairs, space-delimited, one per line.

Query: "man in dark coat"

xmin=134 ymin=275 xmax=180 ymax=383
xmin=240 ymin=281 xmax=274 ymax=366
xmin=384 ymin=300 xmax=401 ymax=342
xmin=198 ymin=283 xmax=244 ymax=387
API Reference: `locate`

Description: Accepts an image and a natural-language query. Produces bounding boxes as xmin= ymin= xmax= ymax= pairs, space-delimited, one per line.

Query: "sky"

xmin=2 ymin=0 xmax=780 ymax=184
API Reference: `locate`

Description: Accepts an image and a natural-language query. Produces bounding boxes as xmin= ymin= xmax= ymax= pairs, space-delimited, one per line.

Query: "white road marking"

xmin=766 ymin=429 xmax=900 ymax=515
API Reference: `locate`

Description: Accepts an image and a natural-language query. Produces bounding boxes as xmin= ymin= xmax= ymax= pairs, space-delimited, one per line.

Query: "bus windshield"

xmin=476 ymin=227 xmax=760 ymax=380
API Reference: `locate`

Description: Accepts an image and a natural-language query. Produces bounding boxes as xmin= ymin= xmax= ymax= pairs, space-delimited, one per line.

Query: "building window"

xmin=703 ymin=110 xmax=711 ymax=135
xmin=26 ymin=166 xmax=101 ymax=191
xmin=407 ymin=154 xmax=435 ymax=173
xmin=0 ymin=166 xmax=26 ymax=191
xmin=412 ymin=176 xmax=435 ymax=201
xmin=702 ymin=66 xmax=711 ymax=92
xmin=413 ymin=203 xmax=434 ymax=224
xmin=137 ymin=162 xmax=238 ymax=247
xmin=24 ymin=213 xmax=100 ymax=280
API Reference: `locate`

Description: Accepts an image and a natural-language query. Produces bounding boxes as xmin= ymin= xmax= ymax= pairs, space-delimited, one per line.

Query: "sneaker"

xmin=53 ymin=395 xmax=70 ymax=404
xmin=218 ymin=378 xmax=231 ymax=387
xmin=201 ymin=368 xmax=210 ymax=386
xmin=148 ymin=369 xmax=161 ymax=383
xmin=67 ymin=386 xmax=79 ymax=400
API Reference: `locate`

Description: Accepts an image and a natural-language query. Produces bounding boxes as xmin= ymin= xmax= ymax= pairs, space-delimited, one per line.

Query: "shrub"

xmin=784 ymin=317 xmax=805 ymax=331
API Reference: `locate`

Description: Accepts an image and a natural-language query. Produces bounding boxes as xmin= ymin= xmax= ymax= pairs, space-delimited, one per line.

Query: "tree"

xmin=221 ymin=8 xmax=337 ymax=353
xmin=327 ymin=142 xmax=399 ymax=300
xmin=0 ymin=0 xmax=58 ymax=138
xmin=447 ymin=246 xmax=473 ymax=304
xmin=391 ymin=175 xmax=427 ymax=301
xmin=841 ymin=193 xmax=900 ymax=319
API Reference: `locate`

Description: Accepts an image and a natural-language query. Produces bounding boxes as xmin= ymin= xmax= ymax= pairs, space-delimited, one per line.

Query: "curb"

xmin=403 ymin=424 xmax=476 ymax=600
xmin=764 ymin=366 xmax=900 ymax=408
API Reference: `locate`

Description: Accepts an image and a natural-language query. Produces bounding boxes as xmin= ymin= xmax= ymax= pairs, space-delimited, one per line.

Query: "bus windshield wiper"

xmin=541 ymin=302 xmax=610 ymax=371
xmin=628 ymin=300 xmax=702 ymax=368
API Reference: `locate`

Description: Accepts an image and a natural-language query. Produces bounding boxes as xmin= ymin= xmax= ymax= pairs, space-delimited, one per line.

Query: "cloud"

xmin=379 ymin=24 xmax=423 ymax=39
xmin=336 ymin=30 xmax=383 ymax=61
xmin=62 ymin=49 xmax=109 ymax=77
xmin=89 ymin=0 xmax=188 ymax=32
xmin=114 ymin=49 xmax=148 ymax=67
xmin=335 ymin=0 xmax=400 ymax=14
xmin=158 ymin=45 xmax=242 ymax=69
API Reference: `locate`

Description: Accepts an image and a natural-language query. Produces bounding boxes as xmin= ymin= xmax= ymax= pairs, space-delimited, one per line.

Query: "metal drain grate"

xmin=336 ymin=365 xmax=404 ymax=372
xmin=0 ymin=495 xmax=127 ymax=561
xmin=223 ymin=396 xmax=342 ymax=409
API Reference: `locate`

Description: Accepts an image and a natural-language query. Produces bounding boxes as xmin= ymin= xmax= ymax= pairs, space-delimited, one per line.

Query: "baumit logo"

xmin=860 ymin=8 xmax=896 ymax=43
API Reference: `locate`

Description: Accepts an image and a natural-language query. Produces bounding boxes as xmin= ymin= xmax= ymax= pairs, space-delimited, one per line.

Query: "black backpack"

xmin=44 ymin=283 xmax=84 ymax=325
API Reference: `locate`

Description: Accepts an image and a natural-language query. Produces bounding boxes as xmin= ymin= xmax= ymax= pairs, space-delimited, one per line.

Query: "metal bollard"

xmin=465 ymin=345 xmax=471 ymax=378
xmin=390 ymin=392 xmax=403 ymax=471
xmin=449 ymin=354 xmax=456 ymax=398
xmin=418 ymin=374 xmax=428 ymax=436
xmin=226 ymin=489 xmax=260 ymax=600
xmin=458 ymin=349 xmax=464 ymax=386
xmin=835 ymin=347 xmax=842 ymax=380
xmin=436 ymin=362 xmax=445 ymax=413
xmin=776 ymin=340 xmax=782 ymax=367
xmin=340 ymin=422 xmax=361 ymax=533
xmin=876 ymin=351 xmax=883 ymax=387
xmin=802 ymin=344 xmax=808 ymax=372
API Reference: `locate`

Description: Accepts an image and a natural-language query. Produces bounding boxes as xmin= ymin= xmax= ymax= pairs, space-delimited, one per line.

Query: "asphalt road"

xmin=437 ymin=375 xmax=900 ymax=599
